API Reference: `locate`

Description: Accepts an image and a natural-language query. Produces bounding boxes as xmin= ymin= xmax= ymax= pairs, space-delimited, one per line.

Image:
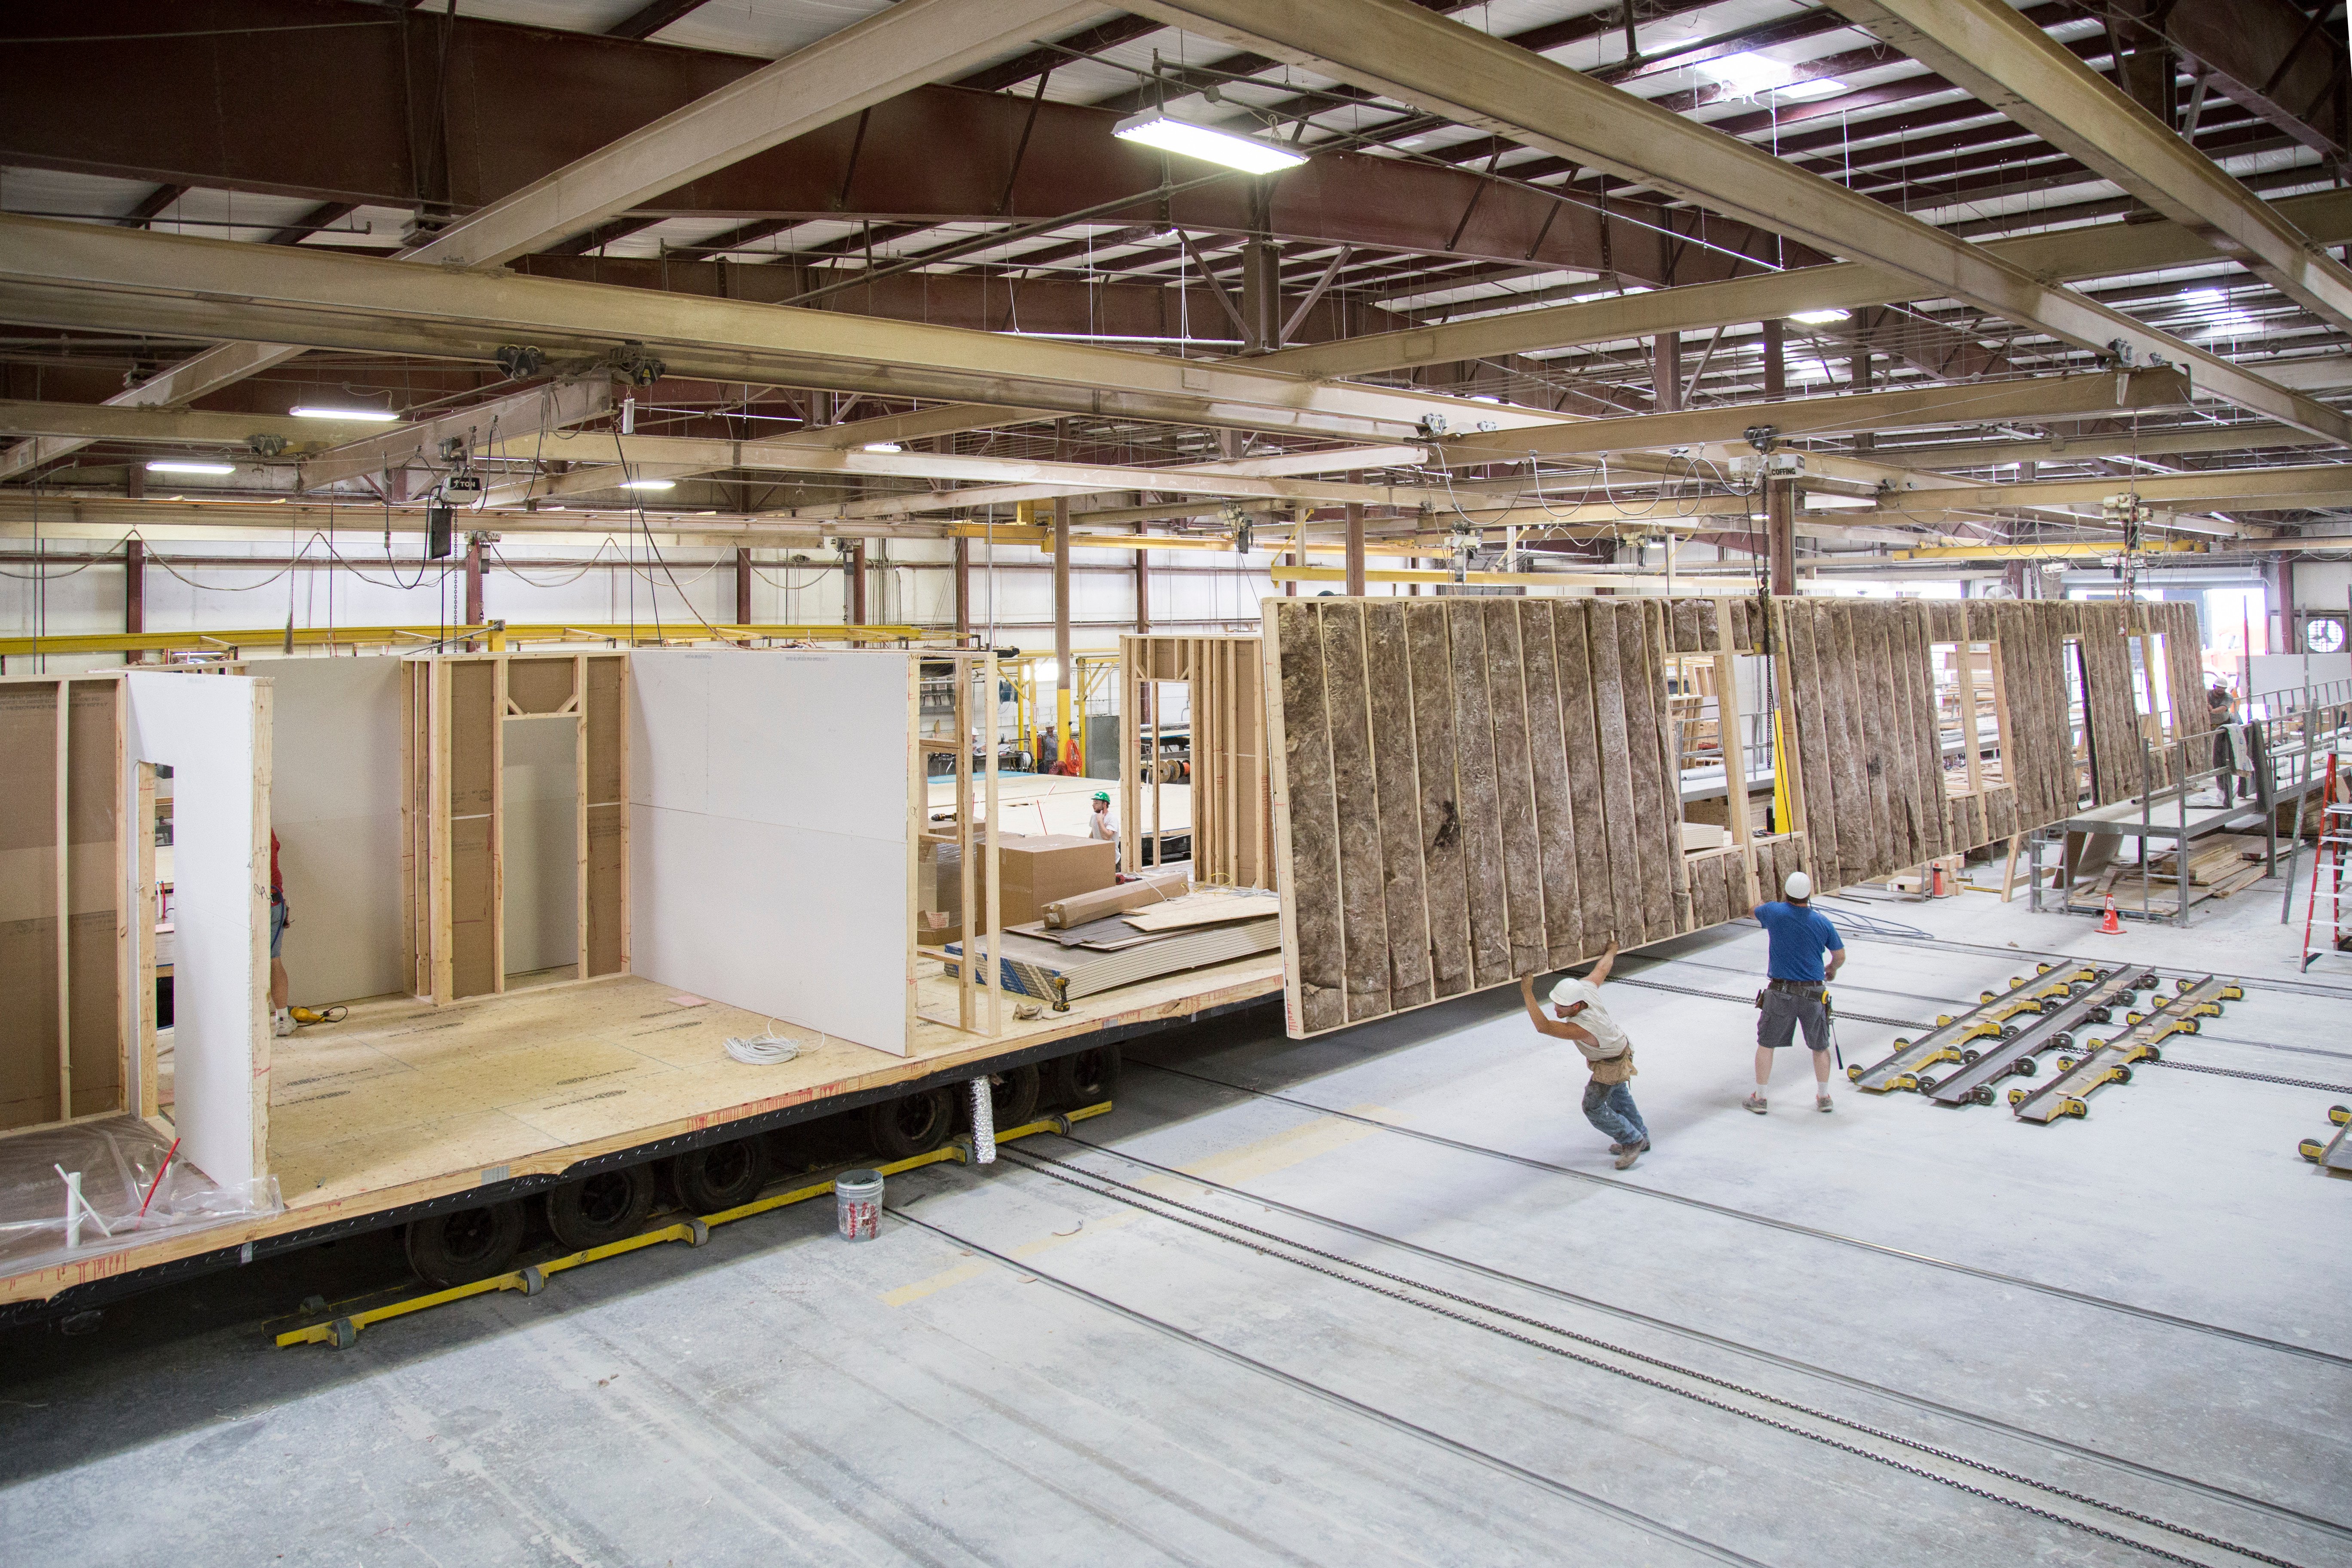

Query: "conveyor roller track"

xmin=1923 ymin=966 xmax=2154 ymax=1108
xmin=2012 ymin=976 xmax=2244 ymax=1123
xmin=1846 ymin=963 xmax=2095 ymax=1094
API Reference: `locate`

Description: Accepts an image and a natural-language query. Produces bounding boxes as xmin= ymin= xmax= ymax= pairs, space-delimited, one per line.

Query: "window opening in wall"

xmin=2135 ymin=632 xmax=2174 ymax=745
xmin=1930 ymin=641 xmax=2008 ymax=799
xmin=2063 ymin=635 xmax=2095 ymax=805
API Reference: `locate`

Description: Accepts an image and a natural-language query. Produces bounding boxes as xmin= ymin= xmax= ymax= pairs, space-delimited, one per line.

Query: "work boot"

xmin=1744 ymin=1092 xmax=1768 ymax=1115
xmin=1614 ymin=1139 xmax=1649 ymax=1170
xmin=1816 ymin=1090 xmax=1834 ymax=1113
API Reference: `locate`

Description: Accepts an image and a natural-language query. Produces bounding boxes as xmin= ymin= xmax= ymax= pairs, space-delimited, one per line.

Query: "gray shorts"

xmin=1758 ymin=986 xmax=1830 ymax=1051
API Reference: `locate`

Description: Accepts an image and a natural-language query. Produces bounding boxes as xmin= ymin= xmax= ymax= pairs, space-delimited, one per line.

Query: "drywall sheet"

xmin=628 ymin=649 xmax=911 ymax=1055
xmin=125 ymin=672 xmax=270 ymax=1191
xmin=250 ymin=658 xmax=404 ymax=1008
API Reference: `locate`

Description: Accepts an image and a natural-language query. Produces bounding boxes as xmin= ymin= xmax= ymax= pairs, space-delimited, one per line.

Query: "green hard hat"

xmin=1093 ymin=791 xmax=1111 ymax=804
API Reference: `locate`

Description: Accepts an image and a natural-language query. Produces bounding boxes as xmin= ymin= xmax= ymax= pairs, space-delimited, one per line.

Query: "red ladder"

xmin=2301 ymin=751 xmax=2352 ymax=971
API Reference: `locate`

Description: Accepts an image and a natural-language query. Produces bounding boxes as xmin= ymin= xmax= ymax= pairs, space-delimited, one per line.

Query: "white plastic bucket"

xmin=835 ymin=1169 xmax=883 ymax=1241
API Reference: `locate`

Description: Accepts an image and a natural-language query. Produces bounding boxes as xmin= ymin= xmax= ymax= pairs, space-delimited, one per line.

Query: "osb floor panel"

xmin=265 ymin=958 xmax=1280 ymax=1210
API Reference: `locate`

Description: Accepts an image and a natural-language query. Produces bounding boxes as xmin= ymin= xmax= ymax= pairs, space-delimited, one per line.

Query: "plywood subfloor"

xmin=265 ymin=956 xmax=1278 ymax=1212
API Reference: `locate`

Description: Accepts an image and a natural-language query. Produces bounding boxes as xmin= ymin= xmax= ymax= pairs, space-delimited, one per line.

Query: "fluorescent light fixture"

xmin=1707 ymin=52 xmax=1842 ymax=101
xmin=1776 ymin=77 xmax=1847 ymax=101
xmin=861 ymin=441 xmax=904 ymax=453
xmin=145 ymin=460 xmax=235 ymax=475
xmin=2182 ymin=286 xmax=2228 ymax=305
xmin=621 ymin=477 xmax=675 ymax=491
xmin=1802 ymin=491 xmax=1880 ymax=511
xmin=288 ymin=405 xmax=398 ymax=422
xmin=1790 ymin=308 xmax=1850 ymax=325
xmin=1113 ymin=111 xmax=1307 ymax=175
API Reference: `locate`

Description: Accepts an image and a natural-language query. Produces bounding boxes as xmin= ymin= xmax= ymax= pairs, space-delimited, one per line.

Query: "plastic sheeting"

xmin=0 ymin=1115 xmax=281 ymax=1278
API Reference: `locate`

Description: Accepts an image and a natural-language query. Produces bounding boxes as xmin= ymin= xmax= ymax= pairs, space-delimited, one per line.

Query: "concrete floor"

xmin=3 ymin=882 xmax=2349 ymax=1567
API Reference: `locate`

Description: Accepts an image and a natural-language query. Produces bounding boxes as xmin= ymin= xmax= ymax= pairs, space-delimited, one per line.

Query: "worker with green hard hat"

xmin=1087 ymin=790 xmax=1116 ymax=844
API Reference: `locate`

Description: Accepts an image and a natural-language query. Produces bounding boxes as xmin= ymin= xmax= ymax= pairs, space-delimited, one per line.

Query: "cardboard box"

xmin=997 ymin=834 xmax=1117 ymax=925
xmin=918 ymin=833 xmax=1119 ymax=943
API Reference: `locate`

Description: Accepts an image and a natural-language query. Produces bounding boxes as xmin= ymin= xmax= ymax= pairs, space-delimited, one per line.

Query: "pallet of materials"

xmin=2065 ymin=835 xmax=2269 ymax=916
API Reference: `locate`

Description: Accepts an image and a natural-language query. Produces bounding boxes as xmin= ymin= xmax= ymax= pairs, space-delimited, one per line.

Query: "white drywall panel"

xmin=248 ymin=657 xmax=404 ymax=1007
xmin=124 ymin=672 xmax=270 ymax=1192
xmin=502 ymin=717 xmax=580 ymax=977
xmin=2248 ymin=652 xmax=2352 ymax=698
xmin=627 ymin=649 xmax=911 ymax=1054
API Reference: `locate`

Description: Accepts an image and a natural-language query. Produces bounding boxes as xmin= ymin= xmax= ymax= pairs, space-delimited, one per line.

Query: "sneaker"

xmin=1614 ymin=1139 xmax=1649 ymax=1170
xmin=1744 ymin=1092 xmax=1768 ymax=1114
xmin=272 ymin=1009 xmax=294 ymax=1038
xmin=1816 ymin=1091 xmax=1834 ymax=1113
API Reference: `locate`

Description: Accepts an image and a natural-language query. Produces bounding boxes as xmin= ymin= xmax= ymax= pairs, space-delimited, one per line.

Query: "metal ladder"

xmin=2300 ymin=751 xmax=2352 ymax=971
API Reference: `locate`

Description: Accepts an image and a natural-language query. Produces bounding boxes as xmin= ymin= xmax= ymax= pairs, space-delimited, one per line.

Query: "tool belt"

xmin=1591 ymin=1047 xmax=1636 ymax=1085
xmin=1758 ymin=979 xmax=1833 ymax=1012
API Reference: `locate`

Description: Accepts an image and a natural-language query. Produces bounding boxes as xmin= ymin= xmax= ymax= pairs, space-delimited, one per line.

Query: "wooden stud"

xmin=1517 ymin=600 xmax=1585 ymax=967
xmin=1323 ymin=603 xmax=1392 ymax=1021
xmin=1479 ymin=600 xmax=1546 ymax=974
xmin=1714 ymin=596 xmax=1761 ymax=910
xmin=1365 ymin=603 xmax=1433 ymax=1009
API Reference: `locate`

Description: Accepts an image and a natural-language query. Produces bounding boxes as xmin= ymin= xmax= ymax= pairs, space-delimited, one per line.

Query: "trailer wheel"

xmin=546 ymin=1166 xmax=655 ymax=1253
xmin=407 ymin=1201 xmax=525 ymax=1288
xmin=2012 ymin=1057 xmax=2037 ymax=1078
xmin=975 ymin=1064 xmax=1041 ymax=1131
xmin=870 ymin=1087 xmax=956 ymax=1160
xmin=1045 ymin=1044 xmax=1122 ymax=1109
xmin=1972 ymin=1085 xmax=1995 ymax=1106
xmin=674 ymin=1136 xmax=769 ymax=1215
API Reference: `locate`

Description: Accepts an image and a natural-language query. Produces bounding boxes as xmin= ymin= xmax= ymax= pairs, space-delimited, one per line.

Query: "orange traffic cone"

xmin=2097 ymin=895 xmax=2123 ymax=935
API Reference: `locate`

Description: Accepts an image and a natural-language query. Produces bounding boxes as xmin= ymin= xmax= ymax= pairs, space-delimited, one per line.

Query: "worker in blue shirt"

xmin=1748 ymin=871 xmax=1845 ymax=1114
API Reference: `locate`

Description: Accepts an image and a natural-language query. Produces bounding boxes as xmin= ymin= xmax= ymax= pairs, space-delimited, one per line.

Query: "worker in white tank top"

xmin=1519 ymin=939 xmax=1650 ymax=1169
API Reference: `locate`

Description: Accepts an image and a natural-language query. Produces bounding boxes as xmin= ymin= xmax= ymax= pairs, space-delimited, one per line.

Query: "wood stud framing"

xmin=1265 ymin=595 xmax=2206 ymax=1038
xmin=0 ymin=675 xmax=129 ymax=1130
xmin=912 ymin=652 xmax=1001 ymax=1038
xmin=1119 ymin=635 xmax=1274 ymax=888
xmin=402 ymin=652 xmax=628 ymax=1004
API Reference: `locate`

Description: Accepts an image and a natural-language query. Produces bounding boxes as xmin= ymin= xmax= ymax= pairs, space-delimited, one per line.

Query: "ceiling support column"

xmin=1765 ymin=476 xmax=1797 ymax=598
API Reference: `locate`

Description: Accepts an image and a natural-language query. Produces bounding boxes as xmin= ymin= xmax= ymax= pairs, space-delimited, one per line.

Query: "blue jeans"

xmin=1582 ymin=1079 xmax=1648 ymax=1146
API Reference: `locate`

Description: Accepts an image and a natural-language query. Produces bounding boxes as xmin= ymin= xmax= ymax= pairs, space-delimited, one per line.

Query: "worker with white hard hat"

xmin=1748 ymin=870 xmax=1845 ymax=1114
xmin=1518 ymin=939 xmax=1650 ymax=1169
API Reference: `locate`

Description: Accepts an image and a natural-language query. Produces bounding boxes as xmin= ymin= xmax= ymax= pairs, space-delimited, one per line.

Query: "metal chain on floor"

xmin=1001 ymin=1144 xmax=2313 ymax=1568
xmin=2144 ymin=1060 xmax=2352 ymax=1094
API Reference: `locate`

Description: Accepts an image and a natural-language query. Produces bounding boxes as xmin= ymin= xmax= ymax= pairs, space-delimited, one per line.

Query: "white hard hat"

xmin=1549 ymin=977 xmax=1599 ymax=1011
xmin=1784 ymin=871 xmax=1814 ymax=900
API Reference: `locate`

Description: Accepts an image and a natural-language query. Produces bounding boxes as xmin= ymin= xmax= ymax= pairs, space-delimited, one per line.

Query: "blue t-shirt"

xmin=1755 ymin=901 xmax=1843 ymax=983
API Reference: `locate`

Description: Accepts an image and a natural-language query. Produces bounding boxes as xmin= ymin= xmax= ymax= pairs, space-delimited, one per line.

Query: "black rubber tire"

xmin=407 ymin=1201 xmax=525 ymax=1288
xmin=2012 ymin=1057 xmax=2037 ymax=1078
xmin=1960 ymin=1049 xmax=1980 ymax=1065
xmin=1043 ymin=1043 xmax=1123 ymax=1109
xmin=975 ymin=1064 xmax=1041 ymax=1131
xmin=545 ymin=1165 xmax=655 ymax=1252
xmin=2090 ymin=1007 xmax=2111 ymax=1024
xmin=673 ymin=1135 xmax=769 ymax=1214
xmin=1915 ymin=1076 xmax=1938 ymax=1094
xmin=1972 ymin=1086 xmax=1994 ymax=1106
xmin=869 ymin=1087 xmax=956 ymax=1160
xmin=2113 ymin=1064 xmax=2134 ymax=1085
xmin=2000 ymin=1024 xmax=2019 ymax=1040
xmin=2182 ymin=1019 xmax=2202 ymax=1035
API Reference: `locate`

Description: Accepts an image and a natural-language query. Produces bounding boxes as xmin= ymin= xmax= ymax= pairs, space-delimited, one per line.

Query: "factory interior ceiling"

xmin=3 ymin=0 xmax=2352 ymax=576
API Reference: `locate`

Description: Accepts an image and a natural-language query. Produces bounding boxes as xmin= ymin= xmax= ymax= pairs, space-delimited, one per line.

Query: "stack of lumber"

xmin=2065 ymin=833 xmax=2269 ymax=914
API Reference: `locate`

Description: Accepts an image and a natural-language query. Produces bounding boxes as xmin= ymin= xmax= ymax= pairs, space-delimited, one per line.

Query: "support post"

xmin=463 ymin=536 xmax=484 ymax=628
xmin=1053 ymin=495 xmax=1071 ymax=768
xmin=849 ymin=541 xmax=867 ymax=626
xmin=1765 ymin=477 xmax=1797 ymax=597
xmin=734 ymin=546 xmax=751 ymax=625
xmin=1761 ymin=319 xmax=1786 ymax=399
xmin=124 ymin=538 xmax=145 ymax=665
xmin=1133 ymin=529 xmax=1150 ymax=633
xmin=954 ymin=535 xmax=971 ymax=643
xmin=1345 ymin=473 xmax=1366 ymax=597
